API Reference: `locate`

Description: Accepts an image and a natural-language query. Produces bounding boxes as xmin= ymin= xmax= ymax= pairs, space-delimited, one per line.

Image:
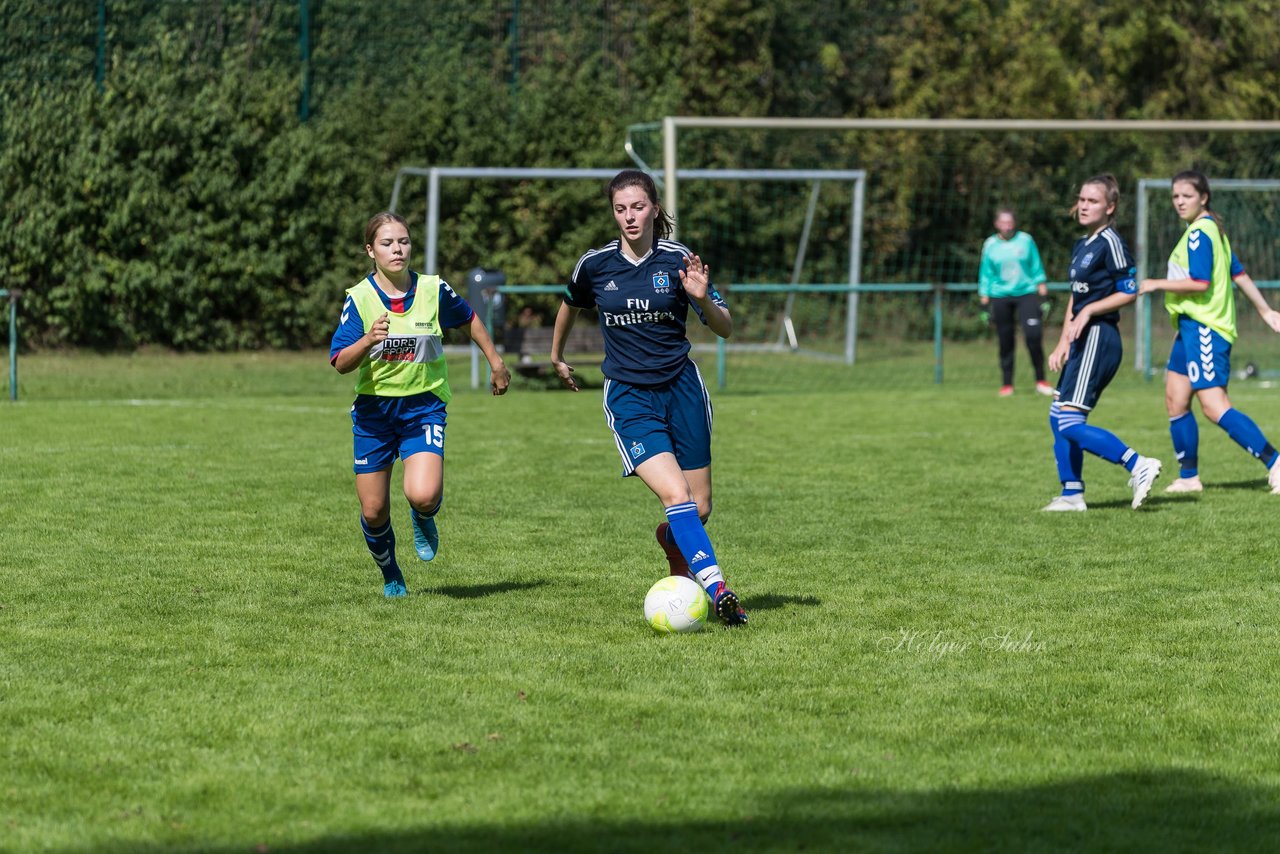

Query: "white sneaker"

xmin=1269 ymin=460 xmax=1280 ymax=494
xmin=1128 ymin=456 xmax=1163 ymax=509
xmin=1165 ymin=476 xmax=1203 ymax=494
xmin=1042 ymin=494 xmax=1087 ymax=512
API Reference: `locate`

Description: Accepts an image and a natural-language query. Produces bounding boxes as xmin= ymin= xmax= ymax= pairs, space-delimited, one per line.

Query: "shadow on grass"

xmin=416 ymin=580 xmax=546 ymax=599
xmin=747 ymin=592 xmax=822 ymax=611
xmin=1085 ymin=497 xmax=1170 ymax=511
xmin=1206 ymin=477 xmax=1271 ymax=492
xmin=1088 ymin=476 xmax=1270 ymax=509
xmin=160 ymin=770 xmax=1278 ymax=853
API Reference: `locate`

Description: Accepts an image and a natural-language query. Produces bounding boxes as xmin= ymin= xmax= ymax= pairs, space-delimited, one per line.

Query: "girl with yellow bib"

xmin=1139 ymin=171 xmax=1280 ymax=495
xmin=330 ymin=212 xmax=510 ymax=596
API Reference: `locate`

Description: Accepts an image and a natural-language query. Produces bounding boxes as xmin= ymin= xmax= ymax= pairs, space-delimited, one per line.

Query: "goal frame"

xmin=388 ymin=165 xmax=867 ymax=384
xmin=653 ymin=117 xmax=1280 ymax=371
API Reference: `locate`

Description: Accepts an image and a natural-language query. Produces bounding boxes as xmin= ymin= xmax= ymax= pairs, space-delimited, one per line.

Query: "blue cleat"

xmin=384 ymin=578 xmax=408 ymax=598
xmin=411 ymin=513 xmax=439 ymax=562
xmin=709 ymin=582 xmax=748 ymax=627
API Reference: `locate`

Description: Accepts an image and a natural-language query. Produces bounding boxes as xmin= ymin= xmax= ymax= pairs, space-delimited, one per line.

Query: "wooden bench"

xmin=504 ymin=324 xmax=605 ymax=384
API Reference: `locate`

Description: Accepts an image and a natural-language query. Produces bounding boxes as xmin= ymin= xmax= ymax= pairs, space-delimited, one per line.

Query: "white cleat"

xmin=1128 ymin=456 xmax=1163 ymax=509
xmin=1042 ymin=494 xmax=1087 ymax=512
xmin=1165 ymin=476 xmax=1203 ymax=494
xmin=1269 ymin=460 xmax=1280 ymax=495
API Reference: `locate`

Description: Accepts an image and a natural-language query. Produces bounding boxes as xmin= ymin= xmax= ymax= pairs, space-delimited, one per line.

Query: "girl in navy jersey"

xmin=330 ymin=212 xmax=510 ymax=597
xmin=552 ymin=170 xmax=747 ymax=626
xmin=1043 ymin=175 xmax=1163 ymax=512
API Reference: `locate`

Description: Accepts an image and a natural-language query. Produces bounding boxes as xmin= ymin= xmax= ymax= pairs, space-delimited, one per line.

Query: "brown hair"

xmin=1070 ymin=174 xmax=1120 ymax=227
xmin=1171 ymin=169 xmax=1225 ymax=235
xmin=364 ymin=211 xmax=409 ymax=248
xmin=607 ymin=169 xmax=675 ymax=240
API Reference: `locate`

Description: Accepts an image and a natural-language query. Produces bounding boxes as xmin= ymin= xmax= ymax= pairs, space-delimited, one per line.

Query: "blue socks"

xmin=411 ymin=499 xmax=440 ymax=529
xmin=1218 ymin=408 xmax=1279 ymax=469
xmin=1054 ymin=404 xmax=1136 ymax=471
xmin=664 ymin=502 xmax=724 ymax=593
xmin=1049 ymin=403 xmax=1084 ymax=495
xmin=1169 ymin=412 xmax=1199 ymax=478
xmin=360 ymin=517 xmax=403 ymax=584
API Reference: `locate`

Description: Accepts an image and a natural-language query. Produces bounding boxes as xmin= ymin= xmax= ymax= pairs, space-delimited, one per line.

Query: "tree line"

xmin=2 ymin=0 xmax=1276 ymax=348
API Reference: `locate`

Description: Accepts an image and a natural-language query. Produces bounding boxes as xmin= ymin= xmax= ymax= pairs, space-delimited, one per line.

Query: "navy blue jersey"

xmin=1067 ymin=226 xmax=1137 ymax=326
xmin=565 ymin=238 xmax=727 ymax=387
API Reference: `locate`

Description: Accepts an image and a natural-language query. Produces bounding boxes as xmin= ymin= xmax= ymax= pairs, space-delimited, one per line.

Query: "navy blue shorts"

xmin=1056 ymin=321 xmax=1122 ymax=411
xmin=602 ymin=359 xmax=713 ymax=476
xmin=350 ymin=392 xmax=447 ymax=473
xmin=1167 ymin=316 xmax=1231 ymax=389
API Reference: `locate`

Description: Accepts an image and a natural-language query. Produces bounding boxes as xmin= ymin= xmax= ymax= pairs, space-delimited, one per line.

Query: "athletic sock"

xmin=664 ymin=502 xmax=724 ymax=593
xmin=1169 ymin=412 xmax=1199 ymax=478
xmin=1217 ymin=408 xmax=1280 ymax=468
xmin=411 ymin=498 xmax=441 ymax=529
xmin=1054 ymin=407 xmax=1134 ymax=468
xmin=360 ymin=518 xmax=402 ymax=583
xmin=1049 ymin=403 xmax=1084 ymax=496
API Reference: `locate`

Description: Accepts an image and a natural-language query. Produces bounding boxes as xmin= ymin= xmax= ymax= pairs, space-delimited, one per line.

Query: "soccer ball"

xmin=643 ymin=576 xmax=710 ymax=633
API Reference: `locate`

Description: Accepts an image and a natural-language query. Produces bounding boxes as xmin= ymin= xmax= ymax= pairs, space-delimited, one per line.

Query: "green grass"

xmin=3 ymin=349 xmax=1280 ymax=852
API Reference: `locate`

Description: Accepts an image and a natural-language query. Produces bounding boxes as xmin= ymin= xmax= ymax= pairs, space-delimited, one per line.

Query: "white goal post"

xmin=656 ymin=116 xmax=1280 ymax=372
xmin=388 ymin=165 xmax=867 ymax=384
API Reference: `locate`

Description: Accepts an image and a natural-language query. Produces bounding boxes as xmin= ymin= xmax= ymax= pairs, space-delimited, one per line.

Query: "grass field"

xmin=3 ymin=347 xmax=1280 ymax=852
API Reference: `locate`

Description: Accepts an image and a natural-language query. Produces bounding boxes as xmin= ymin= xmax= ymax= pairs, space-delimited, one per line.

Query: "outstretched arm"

xmin=1139 ymin=277 xmax=1209 ymax=295
xmin=1232 ymin=272 xmax=1280 ymax=333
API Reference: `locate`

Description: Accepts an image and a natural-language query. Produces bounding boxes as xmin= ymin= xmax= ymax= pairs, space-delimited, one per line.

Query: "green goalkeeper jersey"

xmin=979 ymin=231 xmax=1046 ymax=299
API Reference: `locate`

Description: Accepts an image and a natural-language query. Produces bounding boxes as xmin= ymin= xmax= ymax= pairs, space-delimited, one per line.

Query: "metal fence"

xmin=0 ymin=0 xmax=648 ymax=119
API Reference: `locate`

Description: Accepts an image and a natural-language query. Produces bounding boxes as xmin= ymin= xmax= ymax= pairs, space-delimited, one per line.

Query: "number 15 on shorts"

xmin=424 ymin=424 xmax=444 ymax=448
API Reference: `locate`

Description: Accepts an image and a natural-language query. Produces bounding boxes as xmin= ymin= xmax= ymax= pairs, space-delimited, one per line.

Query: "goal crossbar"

xmin=388 ymin=165 xmax=867 ymax=366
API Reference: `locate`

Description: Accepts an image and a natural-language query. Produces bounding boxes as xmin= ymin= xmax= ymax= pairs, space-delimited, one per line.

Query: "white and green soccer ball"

xmin=644 ymin=575 xmax=710 ymax=633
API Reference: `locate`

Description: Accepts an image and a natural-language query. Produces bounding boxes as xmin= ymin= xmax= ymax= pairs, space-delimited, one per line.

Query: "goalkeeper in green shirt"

xmin=979 ymin=209 xmax=1053 ymax=397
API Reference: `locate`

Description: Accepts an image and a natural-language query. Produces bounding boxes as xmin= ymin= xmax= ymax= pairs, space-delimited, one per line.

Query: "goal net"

xmin=628 ymin=118 xmax=1280 ymax=389
xmin=388 ymin=166 xmax=864 ymax=389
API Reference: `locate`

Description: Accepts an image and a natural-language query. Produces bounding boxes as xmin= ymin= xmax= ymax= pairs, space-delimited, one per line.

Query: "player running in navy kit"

xmin=551 ymin=169 xmax=748 ymax=626
xmin=1043 ymin=175 xmax=1163 ymax=512
xmin=331 ymin=212 xmax=510 ymax=597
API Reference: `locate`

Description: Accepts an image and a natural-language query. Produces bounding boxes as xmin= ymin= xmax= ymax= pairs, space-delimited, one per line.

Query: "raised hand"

xmin=678 ymin=254 xmax=710 ymax=300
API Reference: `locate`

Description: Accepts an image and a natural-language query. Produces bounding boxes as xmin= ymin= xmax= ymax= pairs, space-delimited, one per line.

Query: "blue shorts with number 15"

xmin=351 ymin=391 xmax=447 ymax=473
xmin=603 ymin=359 xmax=713 ymax=476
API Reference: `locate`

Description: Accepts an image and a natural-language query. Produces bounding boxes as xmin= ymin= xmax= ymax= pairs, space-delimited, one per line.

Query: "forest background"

xmin=2 ymin=0 xmax=1278 ymax=350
